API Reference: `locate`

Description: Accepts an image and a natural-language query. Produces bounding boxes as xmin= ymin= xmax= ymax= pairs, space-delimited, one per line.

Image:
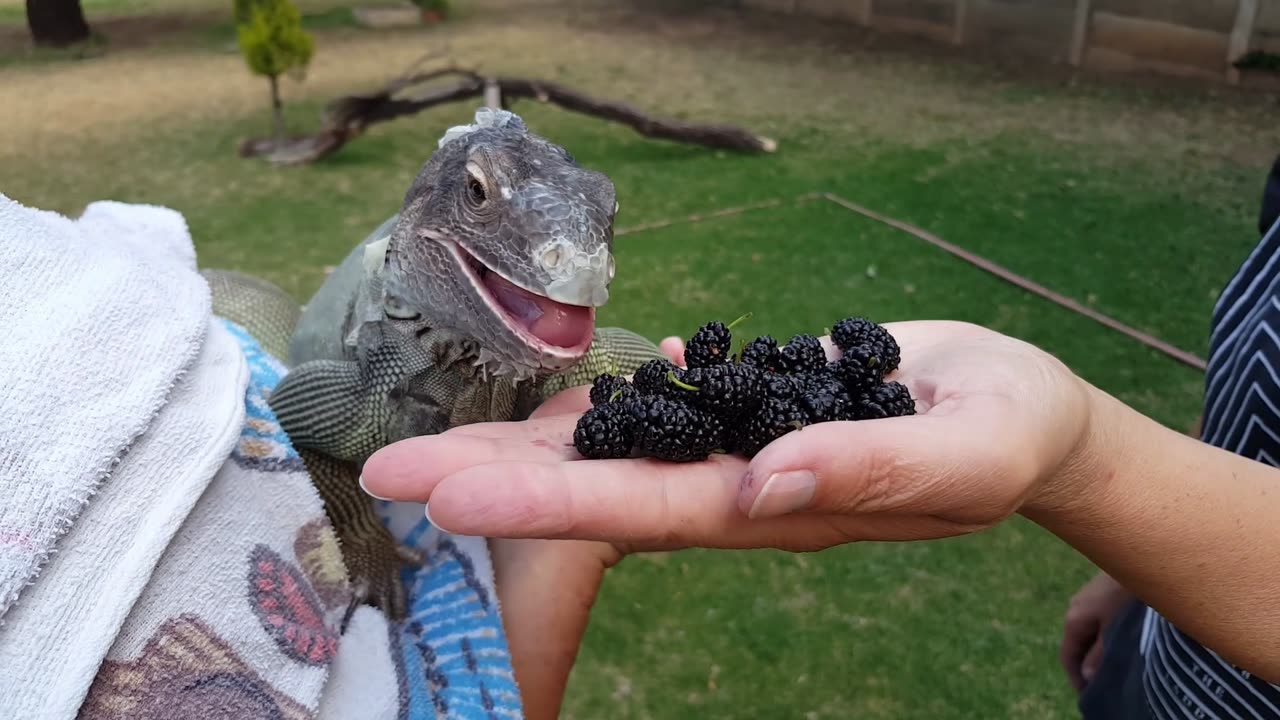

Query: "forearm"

xmin=1025 ymin=388 xmax=1280 ymax=683
xmin=490 ymin=539 xmax=610 ymax=720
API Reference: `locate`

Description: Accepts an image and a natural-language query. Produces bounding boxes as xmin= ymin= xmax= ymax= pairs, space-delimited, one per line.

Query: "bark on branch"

xmin=239 ymin=65 xmax=776 ymax=164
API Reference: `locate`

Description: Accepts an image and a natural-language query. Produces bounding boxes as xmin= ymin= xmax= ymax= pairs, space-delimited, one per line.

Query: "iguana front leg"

xmin=296 ymin=447 xmax=417 ymax=624
xmin=270 ymin=321 xmax=444 ymax=620
xmin=270 ymin=320 xmax=446 ymax=462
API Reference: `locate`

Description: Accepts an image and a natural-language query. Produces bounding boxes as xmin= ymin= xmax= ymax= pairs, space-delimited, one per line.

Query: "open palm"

xmin=361 ymin=320 xmax=1097 ymax=553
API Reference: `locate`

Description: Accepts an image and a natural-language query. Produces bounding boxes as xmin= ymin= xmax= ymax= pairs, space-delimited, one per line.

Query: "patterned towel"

xmin=0 ymin=195 xmax=523 ymax=720
xmin=224 ymin=320 xmax=524 ymax=720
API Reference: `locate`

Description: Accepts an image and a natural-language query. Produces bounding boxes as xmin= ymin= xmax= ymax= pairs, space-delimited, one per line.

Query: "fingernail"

xmin=423 ymin=503 xmax=451 ymax=533
xmin=358 ymin=474 xmax=392 ymax=501
xmin=748 ymin=470 xmax=816 ymax=519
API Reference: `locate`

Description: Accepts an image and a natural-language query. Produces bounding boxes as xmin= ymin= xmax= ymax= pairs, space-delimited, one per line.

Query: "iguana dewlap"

xmin=204 ymin=108 xmax=665 ymax=620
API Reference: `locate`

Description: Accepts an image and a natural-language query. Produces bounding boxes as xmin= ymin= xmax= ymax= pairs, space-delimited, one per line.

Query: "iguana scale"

xmin=202 ymin=109 xmax=665 ymax=620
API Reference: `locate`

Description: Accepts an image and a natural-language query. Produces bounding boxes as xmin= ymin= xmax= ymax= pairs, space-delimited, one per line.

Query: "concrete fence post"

xmin=1227 ymin=0 xmax=1260 ymax=84
xmin=1069 ymin=0 xmax=1092 ymax=66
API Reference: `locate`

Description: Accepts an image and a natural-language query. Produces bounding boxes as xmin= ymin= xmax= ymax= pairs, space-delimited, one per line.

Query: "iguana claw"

xmin=294 ymin=447 xmax=423 ymax=624
xmin=337 ymin=524 xmax=423 ymax=626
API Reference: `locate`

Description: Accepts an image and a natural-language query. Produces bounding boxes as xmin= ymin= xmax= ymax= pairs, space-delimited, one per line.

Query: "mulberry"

xmin=831 ymin=317 xmax=901 ymax=374
xmin=828 ymin=344 xmax=886 ymax=393
xmin=632 ymin=358 xmax=682 ymax=397
xmin=589 ymin=373 xmax=636 ymax=407
xmin=856 ymin=381 xmax=916 ymax=419
xmin=572 ymin=405 xmax=635 ymax=459
xmin=738 ymin=397 xmax=811 ymax=457
xmin=740 ymin=336 xmax=782 ymax=373
xmin=685 ymin=321 xmax=733 ymax=368
xmin=779 ymin=334 xmax=827 ymax=374
xmin=626 ymin=396 xmax=724 ymax=462
xmin=796 ymin=371 xmax=856 ymax=423
xmin=677 ymin=363 xmax=766 ymax=418
xmin=761 ymin=372 xmax=804 ymax=402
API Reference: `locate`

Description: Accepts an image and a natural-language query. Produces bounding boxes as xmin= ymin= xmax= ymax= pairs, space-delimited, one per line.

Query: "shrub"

xmin=235 ymin=0 xmax=315 ymax=141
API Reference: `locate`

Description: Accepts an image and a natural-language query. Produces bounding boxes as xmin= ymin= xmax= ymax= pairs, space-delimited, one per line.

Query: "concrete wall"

xmin=965 ymin=0 xmax=1078 ymax=63
xmin=736 ymin=0 xmax=1279 ymax=89
xmin=1257 ymin=0 xmax=1280 ymax=53
xmin=1093 ymin=0 xmax=1240 ymax=32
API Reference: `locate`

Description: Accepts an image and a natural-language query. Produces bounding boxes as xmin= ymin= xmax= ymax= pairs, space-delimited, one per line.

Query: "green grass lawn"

xmin=2 ymin=3 xmax=1275 ymax=716
xmin=5 ymin=101 xmax=1223 ymax=718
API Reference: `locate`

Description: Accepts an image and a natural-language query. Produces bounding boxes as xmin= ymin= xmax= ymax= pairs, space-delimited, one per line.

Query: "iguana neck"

xmin=362 ymin=233 xmax=567 ymax=385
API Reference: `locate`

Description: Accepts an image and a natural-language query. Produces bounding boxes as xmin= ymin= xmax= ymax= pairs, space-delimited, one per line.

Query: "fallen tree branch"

xmin=239 ymin=65 xmax=776 ymax=164
xmin=492 ymin=76 xmax=775 ymax=153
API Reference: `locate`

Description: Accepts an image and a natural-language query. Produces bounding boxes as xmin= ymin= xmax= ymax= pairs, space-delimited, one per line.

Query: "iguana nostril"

xmin=540 ymin=246 xmax=565 ymax=271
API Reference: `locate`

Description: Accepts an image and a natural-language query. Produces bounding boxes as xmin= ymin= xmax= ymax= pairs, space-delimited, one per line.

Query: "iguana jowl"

xmin=205 ymin=108 xmax=665 ymax=620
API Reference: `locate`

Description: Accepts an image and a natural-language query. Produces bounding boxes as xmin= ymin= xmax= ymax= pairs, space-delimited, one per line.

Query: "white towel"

xmin=0 ymin=194 xmax=211 ymax=619
xmin=0 ymin=310 xmax=248 ymax=718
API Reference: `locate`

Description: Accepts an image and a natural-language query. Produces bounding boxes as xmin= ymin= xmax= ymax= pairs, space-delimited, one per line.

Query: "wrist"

xmin=1018 ymin=379 xmax=1138 ymax=528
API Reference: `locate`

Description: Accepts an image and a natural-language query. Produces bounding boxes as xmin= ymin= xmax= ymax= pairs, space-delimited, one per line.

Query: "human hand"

xmin=1060 ymin=571 xmax=1134 ymax=693
xmin=361 ymin=320 xmax=1110 ymax=552
xmin=484 ymin=335 xmax=687 ymax=719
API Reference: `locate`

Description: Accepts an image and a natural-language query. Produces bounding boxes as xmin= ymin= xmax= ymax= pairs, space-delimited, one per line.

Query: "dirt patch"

xmin=0 ymin=0 xmax=1276 ymax=176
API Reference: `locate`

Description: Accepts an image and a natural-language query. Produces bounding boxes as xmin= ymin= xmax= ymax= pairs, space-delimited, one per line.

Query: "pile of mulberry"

xmin=572 ymin=315 xmax=916 ymax=462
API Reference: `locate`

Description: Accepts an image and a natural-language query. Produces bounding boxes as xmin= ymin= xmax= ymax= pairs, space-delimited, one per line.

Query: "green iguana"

xmin=202 ymin=108 xmax=666 ymax=620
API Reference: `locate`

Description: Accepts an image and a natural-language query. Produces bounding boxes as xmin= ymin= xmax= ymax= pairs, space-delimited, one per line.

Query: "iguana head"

xmin=383 ymin=108 xmax=617 ymax=380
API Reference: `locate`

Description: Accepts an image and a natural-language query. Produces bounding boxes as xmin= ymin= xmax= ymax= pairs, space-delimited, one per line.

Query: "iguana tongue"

xmin=483 ymin=271 xmax=593 ymax=348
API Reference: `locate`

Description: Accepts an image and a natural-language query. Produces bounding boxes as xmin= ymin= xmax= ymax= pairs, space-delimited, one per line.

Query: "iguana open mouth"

xmin=448 ymin=242 xmax=595 ymax=357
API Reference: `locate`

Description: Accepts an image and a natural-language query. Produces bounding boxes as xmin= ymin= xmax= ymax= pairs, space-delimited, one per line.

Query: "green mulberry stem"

xmin=667 ymin=371 xmax=699 ymax=392
xmin=725 ymin=312 xmax=754 ymax=362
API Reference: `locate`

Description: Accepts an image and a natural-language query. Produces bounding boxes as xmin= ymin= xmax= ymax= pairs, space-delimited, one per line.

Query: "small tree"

xmin=236 ymin=0 xmax=315 ymax=142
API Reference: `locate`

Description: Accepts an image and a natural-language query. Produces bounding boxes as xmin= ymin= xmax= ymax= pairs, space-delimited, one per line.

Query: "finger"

xmin=1059 ymin=615 xmax=1097 ymax=693
xmin=426 ymin=455 xmax=748 ymax=546
xmin=421 ymin=455 xmax=847 ymax=549
xmin=425 ymin=459 xmax=980 ymax=548
xmin=739 ymin=398 xmax=1026 ymax=522
xmin=1082 ymin=637 xmax=1106 ymax=684
xmin=441 ymin=412 xmax=581 ymax=440
xmin=361 ymin=418 xmax=581 ymax=501
xmin=490 ymin=538 xmax=612 ymax=719
xmin=660 ymin=336 xmax=686 ymax=367
xmin=528 ymin=385 xmax=591 ymax=418
xmin=819 ymin=335 xmax=839 ymax=361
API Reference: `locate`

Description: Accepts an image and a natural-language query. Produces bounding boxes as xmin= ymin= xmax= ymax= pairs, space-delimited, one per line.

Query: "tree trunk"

xmin=269 ymin=74 xmax=284 ymax=141
xmin=26 ymin=0 xmax=90 ymax=48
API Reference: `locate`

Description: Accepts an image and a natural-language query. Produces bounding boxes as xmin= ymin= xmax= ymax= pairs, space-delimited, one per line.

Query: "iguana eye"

xmin=468 ymin=177 xmax=486 ymax=204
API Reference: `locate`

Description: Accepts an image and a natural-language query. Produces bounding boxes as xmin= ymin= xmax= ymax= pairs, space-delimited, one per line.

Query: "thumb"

xmin=738 ymin=411 xmax=1017 ymax=523
xmin=659 ymin=336 xmax=686 ymax=367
